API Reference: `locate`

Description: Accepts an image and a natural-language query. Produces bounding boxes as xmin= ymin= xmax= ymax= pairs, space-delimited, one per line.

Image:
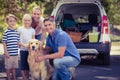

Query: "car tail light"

xmin=102 ymin=15 xmax=108 ymax=34
xmin=101 ymin=15 xmax=110 ymax=43
xmin=50 ymin=16 xmax=54 ymax=19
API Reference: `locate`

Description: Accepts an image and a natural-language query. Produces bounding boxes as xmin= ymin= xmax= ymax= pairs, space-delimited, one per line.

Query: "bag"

xmin=66 ymin=27 xmax=82 ymax=42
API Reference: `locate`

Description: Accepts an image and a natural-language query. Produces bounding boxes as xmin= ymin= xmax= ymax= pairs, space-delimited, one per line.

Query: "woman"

xmin=31 ymin=6 xmax=46 ymax=43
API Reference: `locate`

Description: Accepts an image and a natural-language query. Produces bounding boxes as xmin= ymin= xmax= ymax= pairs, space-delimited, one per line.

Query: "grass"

xmin=113 ymin=25 xmax=120 ymax=30
xmin=110 ymin=34 xmax=120 ymax=41
xmin=111 ymin=41 xmax=120 ymax=46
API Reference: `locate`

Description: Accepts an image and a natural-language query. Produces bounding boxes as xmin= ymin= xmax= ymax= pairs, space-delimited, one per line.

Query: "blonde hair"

xmin=6 ymin=14 xmax=17 ymax=22
xmin=32 ymin=6 xmax=42 ymax=13
xmin=22 ymin=14 xmax=32 ymax=21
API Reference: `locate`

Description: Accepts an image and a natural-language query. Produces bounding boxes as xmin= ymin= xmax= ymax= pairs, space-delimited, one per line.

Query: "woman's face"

xmin=44 ymin=21 xmax=56 ymax=35
xmin=32 ymin=9 xmax=41 ymax=22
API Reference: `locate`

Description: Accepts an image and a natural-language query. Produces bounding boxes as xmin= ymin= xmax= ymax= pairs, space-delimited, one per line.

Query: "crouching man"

xmin=35 ymin=17 xmax=81 ymax=80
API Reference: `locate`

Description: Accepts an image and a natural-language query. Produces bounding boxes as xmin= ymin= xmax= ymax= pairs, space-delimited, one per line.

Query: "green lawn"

xmin=112 ymin=42 xmax=120 ymax=46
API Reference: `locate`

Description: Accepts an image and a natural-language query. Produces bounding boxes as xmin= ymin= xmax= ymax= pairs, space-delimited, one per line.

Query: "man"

xmin=35 ymin=17 xmax=81 ymax=80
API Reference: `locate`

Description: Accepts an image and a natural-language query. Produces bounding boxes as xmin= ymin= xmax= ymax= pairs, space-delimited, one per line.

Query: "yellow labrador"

xmin=28 ymin=39 xmax=53 ymax=80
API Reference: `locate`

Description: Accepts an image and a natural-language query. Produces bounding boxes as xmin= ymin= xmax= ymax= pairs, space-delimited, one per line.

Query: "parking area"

xmin=0 ymin=44 xmax=120 ymax=80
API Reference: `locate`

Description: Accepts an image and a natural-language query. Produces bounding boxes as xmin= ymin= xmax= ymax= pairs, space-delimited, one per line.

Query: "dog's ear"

xmin=28 ymin=40 xmax=31 ymax=49
xmin=38 ymin=41 xmax=42 ymax=50
xmin=28 ymin=40 xmax=31 ymax=47
xmin=39 ymin=41 xmax=42 ymax=46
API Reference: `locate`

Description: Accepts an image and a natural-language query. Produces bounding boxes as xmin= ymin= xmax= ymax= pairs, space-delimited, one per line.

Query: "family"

xmin=2 ymin=6 xmax=81 ymax=80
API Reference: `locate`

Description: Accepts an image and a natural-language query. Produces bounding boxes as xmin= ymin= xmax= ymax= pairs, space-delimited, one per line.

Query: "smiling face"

xmin=44 ymin=20 xmax=56 ymax=35
xmin=23 ymin=18 xmax=32 ymax=28
xmin=7 ymin=17 xmax=16 ymax=29
xmin=23 ymin=14 xmax=32 ymax=28
xmin=29 ymin=39 xmax=41 ymax=51
xmin=32 ymin=7 xmax=42 ymax=22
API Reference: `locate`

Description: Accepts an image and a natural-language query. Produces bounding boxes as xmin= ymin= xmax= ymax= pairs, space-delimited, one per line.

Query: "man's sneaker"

xmin=68 ymin=67 xmax=75 ymax=80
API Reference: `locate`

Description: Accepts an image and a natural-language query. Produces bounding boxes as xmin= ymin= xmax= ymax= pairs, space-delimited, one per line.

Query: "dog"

xmin=28 ymin=39 xmax=53 ymax=80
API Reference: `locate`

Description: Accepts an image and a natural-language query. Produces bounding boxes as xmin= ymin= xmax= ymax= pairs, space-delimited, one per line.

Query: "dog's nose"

xmin=32 ymin=46 xmax=35 ymax=50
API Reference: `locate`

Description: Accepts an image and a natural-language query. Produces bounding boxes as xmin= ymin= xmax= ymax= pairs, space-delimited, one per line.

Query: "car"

xmin=51 ymin=0 xmax=111 ymax=65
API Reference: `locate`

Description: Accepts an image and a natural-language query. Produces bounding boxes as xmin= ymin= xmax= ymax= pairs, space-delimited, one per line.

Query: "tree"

xmin=0 ymin=0 xmax=56 ymax=42
xmin=102 ymin=0 xmax=120 ymax=25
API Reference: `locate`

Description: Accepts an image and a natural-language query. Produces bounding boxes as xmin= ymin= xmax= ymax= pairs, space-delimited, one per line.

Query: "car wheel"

xmin=102 ymin=53 xmax=110 ymax=65
xmin=97 ymin=53 xmax=110 ymax=65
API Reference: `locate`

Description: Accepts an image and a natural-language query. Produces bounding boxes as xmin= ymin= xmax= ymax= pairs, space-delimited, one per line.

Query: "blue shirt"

xmin=2 ymin=28 xmax=20 ymax=56
xmin=46 ymin=29 xmax=80 ymax=61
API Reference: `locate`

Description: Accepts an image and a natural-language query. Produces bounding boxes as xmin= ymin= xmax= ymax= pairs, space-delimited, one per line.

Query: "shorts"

xmin=20 ymin=51 xmax=29 ymax=70
xmin=5 ymin=55 xmax=18 ymax=69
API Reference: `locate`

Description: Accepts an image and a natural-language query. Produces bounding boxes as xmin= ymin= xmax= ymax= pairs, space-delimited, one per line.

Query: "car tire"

xmin=102 ymin=53 xmax=110 ymax=65
xmin=97 ymin=53 xmax=110 ymax=65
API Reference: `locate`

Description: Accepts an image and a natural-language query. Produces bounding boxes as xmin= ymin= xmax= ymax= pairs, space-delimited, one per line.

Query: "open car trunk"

xmin=52 ymin=0 xmax=111 ymax=65
xmin=55 ymin=3 xmax=102 ymax=43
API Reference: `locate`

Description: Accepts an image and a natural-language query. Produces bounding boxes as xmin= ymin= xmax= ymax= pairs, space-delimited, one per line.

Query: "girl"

xmin=17 ymin=14 xmax=35 ymax=80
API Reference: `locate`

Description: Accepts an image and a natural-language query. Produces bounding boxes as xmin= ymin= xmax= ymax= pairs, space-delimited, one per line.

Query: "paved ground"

xmin=0 ymin=43 xmax=120 ymax=80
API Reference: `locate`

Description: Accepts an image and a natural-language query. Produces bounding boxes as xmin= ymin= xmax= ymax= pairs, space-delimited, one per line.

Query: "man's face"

xmin=7 ymin=17 xmax=16 ymax=28
xmin=32 ymin=9 xmax=41 ymax=22
xmin=44 ymin=21 xmax=55 ymax=34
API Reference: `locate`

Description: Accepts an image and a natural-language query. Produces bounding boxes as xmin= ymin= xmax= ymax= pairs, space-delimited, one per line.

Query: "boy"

xmin=2 ymin=14 xmax=20 ymax=80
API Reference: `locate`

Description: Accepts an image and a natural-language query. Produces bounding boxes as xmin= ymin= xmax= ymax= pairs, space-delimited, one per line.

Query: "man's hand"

xmin=35 ymin=55 xmax=45 ymax=62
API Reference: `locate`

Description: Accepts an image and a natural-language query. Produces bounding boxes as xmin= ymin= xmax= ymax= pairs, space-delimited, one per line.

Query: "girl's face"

xmin=44 ymin=21 xmax=56 ymax=35
xmin=23 ymin=18 xmax=32 ymax=28
xmin=7 ymin=17 xmax=16 ymax=29
xmin=32 ymin=9 xmax=41 ymax=22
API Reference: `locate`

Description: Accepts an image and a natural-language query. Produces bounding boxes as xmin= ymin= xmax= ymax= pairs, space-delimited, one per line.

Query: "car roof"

xmin=58 ymin=0 xmax=101 ymax=3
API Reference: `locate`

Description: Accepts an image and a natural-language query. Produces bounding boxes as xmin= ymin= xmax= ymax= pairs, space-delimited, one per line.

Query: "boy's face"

xmin=23 ymin=18 xmax=32 ymax=28
xmin=7 ymin=17 xmax=16 ymax=28
xmin=32 ymin=9 xmax=41 ymax=22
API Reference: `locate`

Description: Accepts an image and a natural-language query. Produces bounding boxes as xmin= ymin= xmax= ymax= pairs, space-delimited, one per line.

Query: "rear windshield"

xmin=55 ymin=3 xmax=101 ymax=24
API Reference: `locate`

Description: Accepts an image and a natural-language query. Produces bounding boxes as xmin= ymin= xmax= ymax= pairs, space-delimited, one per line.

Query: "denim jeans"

xmin=35 ymin=34 xmax=42 ymax=40
xmin=52 ymin=56 xmax=80 ymax=80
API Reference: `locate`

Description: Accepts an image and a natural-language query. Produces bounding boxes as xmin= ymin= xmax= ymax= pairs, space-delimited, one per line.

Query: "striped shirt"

xmin=2 ymin=28 xmax=20 ymax=56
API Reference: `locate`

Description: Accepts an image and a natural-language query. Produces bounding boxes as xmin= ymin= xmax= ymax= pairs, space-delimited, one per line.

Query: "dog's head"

xmin=29 ymin=39 xmax=42 ymax=51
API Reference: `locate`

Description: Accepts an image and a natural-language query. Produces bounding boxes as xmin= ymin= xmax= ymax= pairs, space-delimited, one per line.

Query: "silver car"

xmin=51 ymin=0 xmax=111 ymax=65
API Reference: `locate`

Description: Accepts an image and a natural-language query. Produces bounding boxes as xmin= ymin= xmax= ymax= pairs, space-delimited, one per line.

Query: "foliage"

xmin=0 ymin=0 xmax=120 ymax=42
xmin=102 ymin=0 xmax=120 ymax=25
xmin=0 ymin=0 xmax=56 ymax=42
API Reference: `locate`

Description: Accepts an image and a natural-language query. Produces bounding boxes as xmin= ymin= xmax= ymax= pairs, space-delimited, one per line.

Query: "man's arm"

xmin=45 ymin=46 xmax=66 ymax=59
xmin=36 ymin=46 xmax=66 ymax=62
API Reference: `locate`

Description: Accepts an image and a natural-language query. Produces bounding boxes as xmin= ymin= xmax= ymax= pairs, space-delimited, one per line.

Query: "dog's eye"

xmin=31 ymin=42 xmax=33 ymax=44
xmin=36 ymin=43 xmax=38 ymax=45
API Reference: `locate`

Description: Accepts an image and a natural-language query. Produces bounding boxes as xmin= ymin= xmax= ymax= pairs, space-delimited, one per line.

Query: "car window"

xmin=75 ymin=16 xmax=89 ymax=23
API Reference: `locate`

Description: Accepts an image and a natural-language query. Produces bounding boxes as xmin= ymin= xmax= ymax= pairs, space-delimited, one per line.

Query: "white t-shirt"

xmin=17 ymin=26 xmax=35 ymax=50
